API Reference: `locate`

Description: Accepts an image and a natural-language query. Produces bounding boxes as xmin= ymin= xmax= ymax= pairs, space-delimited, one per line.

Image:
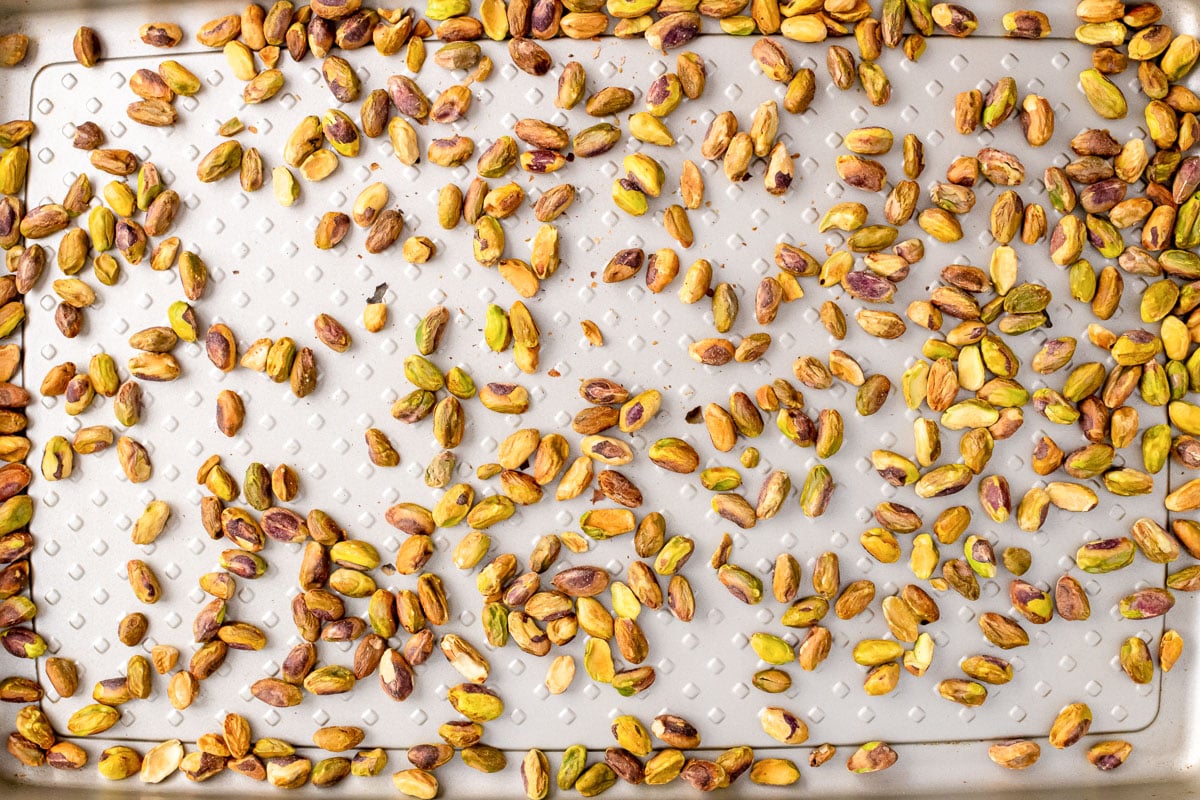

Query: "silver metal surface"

xmin=2 ymin=0 xmax=1200 ymax=797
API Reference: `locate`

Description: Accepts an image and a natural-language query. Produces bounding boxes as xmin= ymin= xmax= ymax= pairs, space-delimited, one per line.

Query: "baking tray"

xmin=3 ymin=0 xmax=1200 ymax=796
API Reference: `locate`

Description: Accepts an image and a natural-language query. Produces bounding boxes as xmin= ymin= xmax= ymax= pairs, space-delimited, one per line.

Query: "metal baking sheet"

xmin=3 ymin=0 xmax=1200 ymax=796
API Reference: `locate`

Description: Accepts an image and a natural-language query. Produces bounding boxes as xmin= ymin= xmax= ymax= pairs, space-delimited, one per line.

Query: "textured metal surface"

xmin=21 ymin=34 xmax=1167 ymax=747
xmin=2 ymin=0 xmax=1200 ymax=796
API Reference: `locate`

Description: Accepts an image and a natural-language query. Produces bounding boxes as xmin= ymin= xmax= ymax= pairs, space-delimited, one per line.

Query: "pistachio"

xmin=68 ymin=703 xmax=120 ymax=736
xmin=98 ymin=746 xmax=142 ymax=780
xmin=989 ymin=740 xmax=1041 ymax=770
xmin=1049 ymin=702 xmax=1093 ymax=749
xmin=1119 ymin=587 xmax=1175 ymax=619
xmin=1084 ymin=740 xmax=1132 ymax=772
xmin=0 ymin=34 xmax=29 ymax=67
xmin=1160 ymin=629 xmax=1184 ymax=672
xmin=979 ymin=612 xmax=1029 ymax=649
xmin=846 ymin=742 xmax=897 ymax=773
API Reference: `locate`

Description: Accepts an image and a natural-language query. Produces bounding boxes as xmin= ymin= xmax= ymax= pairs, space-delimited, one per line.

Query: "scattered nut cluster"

xmin=3 ymin=0 xmax=1200 ymax=793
